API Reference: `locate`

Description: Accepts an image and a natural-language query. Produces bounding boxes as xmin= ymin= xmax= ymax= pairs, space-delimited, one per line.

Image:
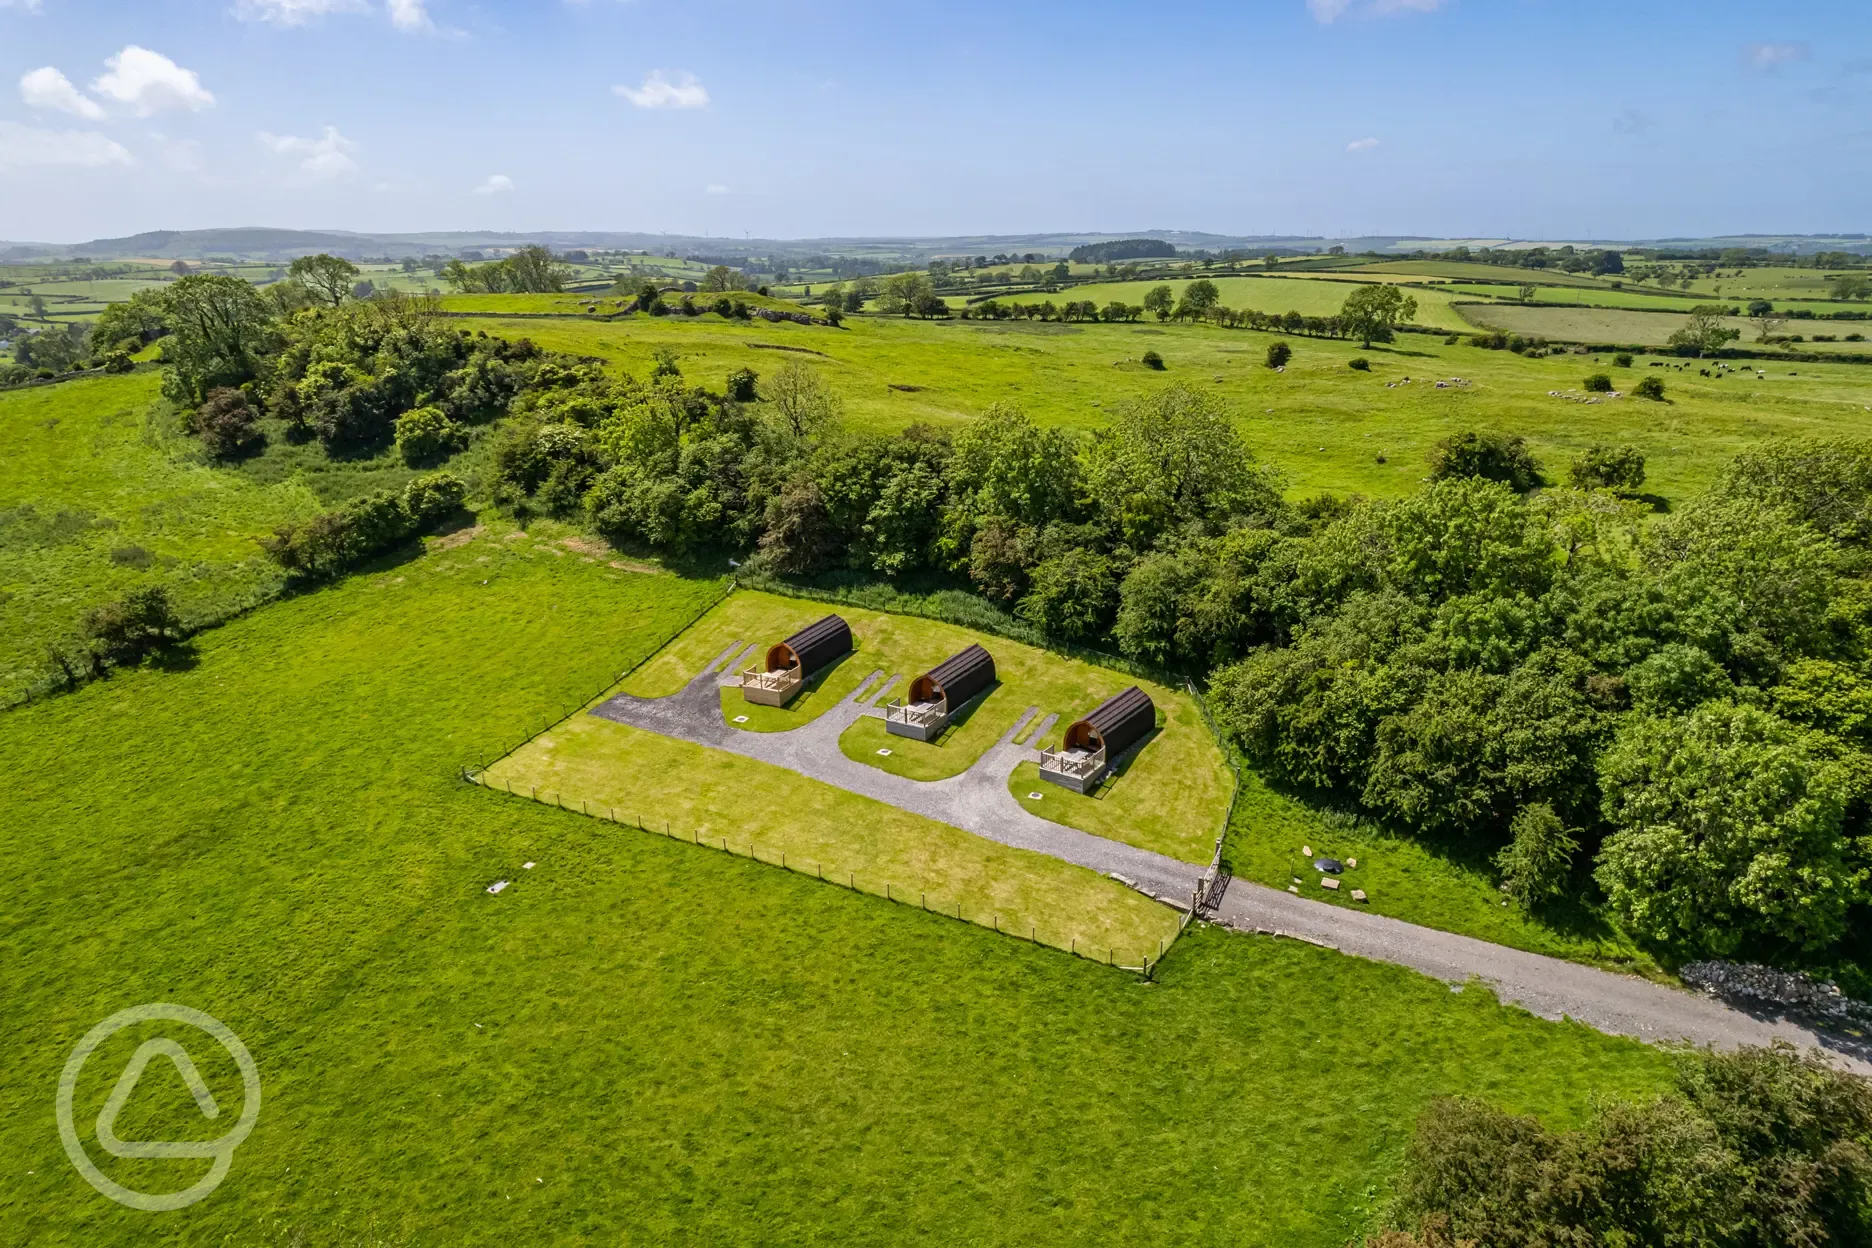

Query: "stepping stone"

xmin=1287 ymin=886 xmax=1299 ymax=894
xmin=1351 ymin=890 xmax=1367 ymax=902
xmin=1302 ymin=845 xmax=1313 ymax=857
xmin=487 ymin=880 xmax=509 ymax=895
xmin=1321 ymin=878 xmax=1340 ymax=891
xmin=1346 ymin=857 xmax=1358 ymax=868
xmin=522 ymin=862 xmax=535 ymax=870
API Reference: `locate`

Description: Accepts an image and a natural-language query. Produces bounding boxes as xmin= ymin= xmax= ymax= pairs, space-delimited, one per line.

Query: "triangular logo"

xmin=93 ymin=1039 xmax=224 ymax=1160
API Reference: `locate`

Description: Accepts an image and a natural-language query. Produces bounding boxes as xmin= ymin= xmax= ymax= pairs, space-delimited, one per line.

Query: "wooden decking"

xmin=1039 ymin=745 xmax=1106 ymax=794
xmin=884 ymin=698 xmax=947 ymax=742
xmin=740 ymin=665 xmax=803 ymax=707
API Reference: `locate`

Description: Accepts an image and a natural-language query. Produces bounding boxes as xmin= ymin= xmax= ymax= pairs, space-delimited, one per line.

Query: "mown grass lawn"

xmin=0 ymin=535 xmax=1675 ymax=1246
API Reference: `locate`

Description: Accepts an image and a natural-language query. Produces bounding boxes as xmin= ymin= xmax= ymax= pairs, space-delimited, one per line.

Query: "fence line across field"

xmin=463 ymin=766 xmax=1171 ymax=977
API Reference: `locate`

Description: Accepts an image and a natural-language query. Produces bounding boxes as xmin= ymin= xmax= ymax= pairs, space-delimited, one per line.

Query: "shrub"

xmin=1583 ymin=373 xmax=1613 ymax=393
xmin=1265 ymin=341 xmax=1292 ymax=368
xmin=393 ymin=406 xmax=464 ymax=465
xmin=190 ymin=388 xmax=264 ymax=459
xmin=1443 ymin=334 xmax=1460 ymax=345
xmin=1492 ymin=804 xmax=1578 ymax=908
xmin=1612 ymin=352 xmax=1633 ymax=367
xmin=1427 ymin=430 xmax=1543 ymax=492
xmin=1349 ymin=357 xmax=1371 ymax=371
xmin=77 ymin=586 xmax=180 ymax=667
xmin=1141 ymin=350 xmax=1165 ymax=370
xmin=1568 ymin=443 xmax=1645 ymax=493
xmin=726 ymin=367 xmax=759 ymax=402
xmin=261 ymin=473 xmax=466 ymax=581
xmin=712 ymin=296 xmax=733 ymax=317
xmin=1633 ymin=375 xmax=1666 ymax=401
xmin=1016 ymin=549 xmax=1118 ymax=644
xmin=102 ymin=351 xmax=135 ymax=374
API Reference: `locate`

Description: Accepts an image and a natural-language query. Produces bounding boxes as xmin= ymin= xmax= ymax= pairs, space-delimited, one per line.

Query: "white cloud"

xmin=1748 ymin=42 xmax=1810 ymax=68
xmin=474 ymin=173 xmax=514 ymax=195
xmin=20 ymin=67 xmax=106 ymax=120
xmin=1309 ymin=0 xmax=1445 ymax=22
xmin=0 ymin=120 xmax=132 ymax=169
xmin=614 ymin=70 xmax=709 ymax=110
xmin=92 ymin=47 xmax=214 ymax=116
xmin=1 ymin=0 xmax=48 ymax=11
xmin=705 ymin=183 xmax=729 ymax=194
xmin=259 ymin=125 xmax=359 ymax=178
xmin=386 ymin=0 xmax=431 ymax=31
xmin=237 ymin=0 xmax=369 ymax=24
xmin=1346 ymin=136 xmax=1380 ymax=152
xmin=237 ymin=0 xmax=431 ymax=32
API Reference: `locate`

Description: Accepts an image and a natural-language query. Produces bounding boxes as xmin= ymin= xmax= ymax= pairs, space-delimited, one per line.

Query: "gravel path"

xmin=591 ymin=641 xmax=1871 ymax=1072
xmin=1212 ymin=881 xmax=1872 ymax=1073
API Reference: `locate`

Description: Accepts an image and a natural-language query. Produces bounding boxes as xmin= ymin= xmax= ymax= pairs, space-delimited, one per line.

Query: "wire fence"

xmin=462 ymin=768 xmax=1174 ymax=977
xmin=1185 ymin=677 xmax=1241 ymax=918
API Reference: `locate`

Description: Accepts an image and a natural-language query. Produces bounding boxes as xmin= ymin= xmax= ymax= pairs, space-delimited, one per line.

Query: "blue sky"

xmin=1 ymin=0 xmax=1867 ymax=243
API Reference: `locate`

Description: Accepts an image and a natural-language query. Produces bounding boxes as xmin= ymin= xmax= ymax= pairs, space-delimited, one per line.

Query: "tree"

xmin=1142 ymin=284 xmax=1175 ymax=321
xmin=1632 ymin=375 xmax=1666 ymax=401
xmin=1180 ymin=279 xmax=1220 ymax=315
xmin=191 ymin=387 xmax=264 ymax=459
xmin=1583 ymin=373 xmax=1613 ymax=393
xmin=93 ymin=288 xmax=167 ymax=353
xmin=1340 ymin=284 xmax=1418 ymax=347
xmin=1016 ymin=548 xmax=1117 ymax=643
xmin=1265 ymin=341 xmax=1292 ymax=368
xmin=157 ymin=274 xmax=278 ymax=407
xmin=701 ymin=264 xmax=746 ymax=293
xmin=878 ymin=272 xmax=934 ymax=316
xmin=766 ymin=359 xmax=842 ymax=439
xmin=393 ymin=405 xmax=463 ymax=465
xmin=1493 ymin=803 xmax=1578 ymax=908
xmin=1427 ymin=430 xmax=1543 ymax=493
xmin=1748 ymin=299 xmax=1788 ymax=342
xmin=1829 ymin=274 xmax=1871 ymax=301
xmin=725 ymin=367 xmax=758 ymax=401
xmin=1086 ymin=384 xmax=1283 ymax=547
xmin=1594 ymin=703 xmax=1869 ymax=954
xmin=1517 ymin=284 xmax=1537 ymax=302
xmin=78 ymin=586 xmax=181 ymax=667
xmin=1668 ymin=305 xmax=1740 ymax=356
xmin=289 ymin=253 xmax=361 ymax=308
xmin=1568 ymin=444 xmax=1645 ymax=493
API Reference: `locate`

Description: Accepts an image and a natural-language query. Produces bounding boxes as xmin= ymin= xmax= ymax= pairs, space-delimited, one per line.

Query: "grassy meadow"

xmin=0 ymin=372 xmax=322 ymax=702
xmin=0 ymin=523 xmax=1679 ymax=1246
xmin=454 ymin=305 xmax=1872 ymax=505
xmin=1460 ymin=302 xmax=1872 ymax=352
xmin=990 ymin=274 xmax=1480 ymax=331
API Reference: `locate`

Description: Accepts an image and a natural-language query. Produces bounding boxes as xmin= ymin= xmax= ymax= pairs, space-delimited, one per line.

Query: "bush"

xmin=190 ymin=388 xmax=264 ymax=459
xmin=1613 ymin=352 xmax=1634 ymax=367
xmin=77 ymin=586 xmax=181 ymax=668
xmin=1583 ymin=373 xmax=1613 ymax=393
xmin=1427 ymin=430 xmax=1543 ymax=492
xmin=1140 ymin=350 xmax=1165 ymax=371
xmin=1492 ymin=803 xmax=1577 ymax=908
xmin=1265 ymin=341 xmax=1292 ymax=368
xmin=1568 ymin=443 xmax=1645 ymax=493
xmin=1016 ymin=549 xmax=1118 ymax=644
xmin=261 ymin=473 xmax=466 ymax=581
xmin=1632 ymin=375 xmax=1666 ymax=401
xmin=1348 ymin=358 xmax=1370 ymax=371
xmin=1387 ymin=1044 xmax=1872 ymax=1248
xmin=102 ymin=351 xmax=135 ymax=374
xmin=393 ymin=405 xmax=464 ymax=465
xmin=726 ymin=367 xmax=759 ymax=402
xmin=1443 ymin=334 xmax=1460 ymax=345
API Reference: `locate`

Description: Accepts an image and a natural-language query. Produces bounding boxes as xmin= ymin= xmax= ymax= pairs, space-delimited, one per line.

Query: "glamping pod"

xmin=885 ymin=643 xmax=996 ymax=742
xmin=740 ymin=614 xmax=852 ymax=706
xmin=1040 ymin=686 xmax=1156 ymax=793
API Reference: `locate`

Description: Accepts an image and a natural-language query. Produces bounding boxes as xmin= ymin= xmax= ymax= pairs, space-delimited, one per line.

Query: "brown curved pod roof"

xmin=1062 ymin=686 xmax=1155 ymax=757
xmin=908 ymin=643 xmax=995 ymax=708
xmin=765 ymin=614 xmax=852 ymax=676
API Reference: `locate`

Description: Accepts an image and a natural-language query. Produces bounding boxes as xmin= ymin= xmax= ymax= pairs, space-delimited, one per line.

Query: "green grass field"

xmin=452 ymin=305 xmax=1872 ymax=505
xmin=1458 ymin=301 xmax=1872 ymax=352
xmin=0 ymin=524 xmax=1677 ymax=1245
xmin=0 ymin=372 xmax=322 ymax=702
xmin=991 ymin=274 xmax=1480 ymax=331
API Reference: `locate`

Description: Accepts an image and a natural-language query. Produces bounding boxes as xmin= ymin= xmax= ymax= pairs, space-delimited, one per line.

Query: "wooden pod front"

xmin=907 ymin=643 xmax=995 ymax=709
xmin=765 ymin=614 xmax=852 ymax=677
xmin=1061 ymin=686 xmax=1155 ymax=758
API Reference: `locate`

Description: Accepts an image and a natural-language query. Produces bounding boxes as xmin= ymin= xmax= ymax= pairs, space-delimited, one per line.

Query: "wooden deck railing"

xmin=740 ymin=666 xmax=802 ymax=695
xmin=1039 ymin=745 xmax=1106 ymax=782
xmin=885 ymin=699 xmax=945 ymax=729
